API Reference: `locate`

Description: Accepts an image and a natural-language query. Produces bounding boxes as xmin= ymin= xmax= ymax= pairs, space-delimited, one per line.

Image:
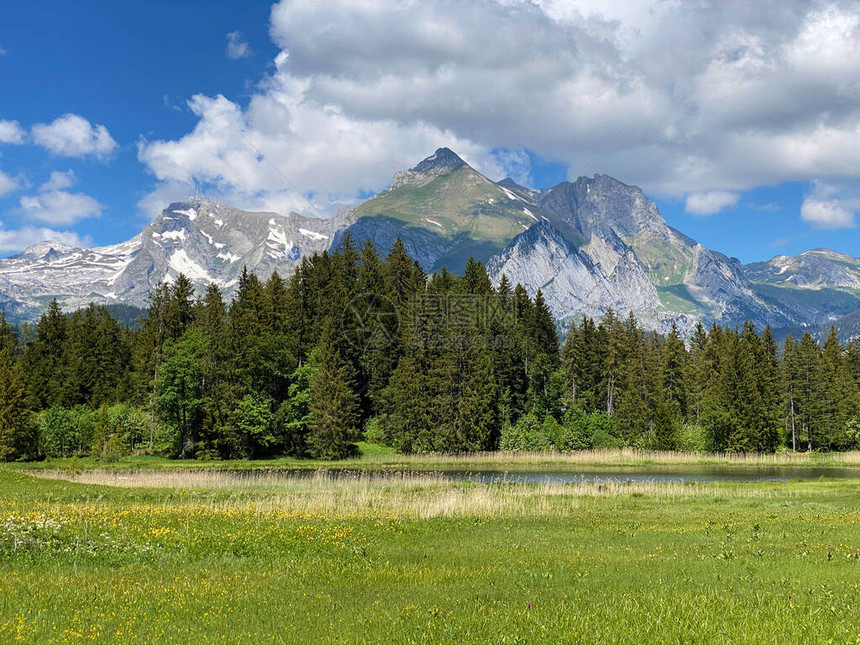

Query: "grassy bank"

xmin=12 ymin=445 xmax=860 ymax=474
xmin=2 ymin=467 xmax=860 ymax=642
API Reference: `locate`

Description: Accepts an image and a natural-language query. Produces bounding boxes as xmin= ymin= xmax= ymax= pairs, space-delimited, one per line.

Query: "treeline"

xmin=2 ymin=233 xmax=860 ymax=461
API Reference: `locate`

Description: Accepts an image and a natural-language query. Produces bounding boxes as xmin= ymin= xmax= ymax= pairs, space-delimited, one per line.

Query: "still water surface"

xmin=226 ymin=466 xmax=860 ymax=485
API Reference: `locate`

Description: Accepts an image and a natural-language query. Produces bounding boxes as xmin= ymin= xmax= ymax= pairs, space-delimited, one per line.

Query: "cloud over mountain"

xmin=137 ymin=0 xmax=860 ymax=228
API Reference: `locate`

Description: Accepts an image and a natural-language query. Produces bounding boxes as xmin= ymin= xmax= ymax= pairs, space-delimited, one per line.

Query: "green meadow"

xmin=2 ymin=455 xmax=860 ymax=643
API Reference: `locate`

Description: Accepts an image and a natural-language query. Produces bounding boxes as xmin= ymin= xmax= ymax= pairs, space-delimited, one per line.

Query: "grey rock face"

xmin=0 ymin=199 xmax=351 ymax=319
xmin=744 ymin=249 xmax=860 ymax=290
xmin=488 ymin=173 xmax=797 ymax=333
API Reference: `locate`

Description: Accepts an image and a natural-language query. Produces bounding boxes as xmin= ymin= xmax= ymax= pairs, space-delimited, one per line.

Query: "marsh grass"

xmin=359 ymin=447 xmax=860 ymax=468
xmin=34 ymin=468 xmax=786 ymax=519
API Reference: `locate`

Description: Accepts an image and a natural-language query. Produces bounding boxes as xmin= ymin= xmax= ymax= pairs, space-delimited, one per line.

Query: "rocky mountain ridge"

xmin=0 ymin=199 xmax=351 ymax=319
xmin=3 ymin=148 xmax=860 ymax=339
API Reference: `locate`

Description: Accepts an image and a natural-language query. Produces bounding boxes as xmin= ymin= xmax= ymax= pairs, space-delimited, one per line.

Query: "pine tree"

xmin=354 ymin=239 xmax=399 ymax=416
xmin=306 ymin=319 xmax=360 ymax=459
xmin=599 ymin=309 xmax=623 ymax=416
xmin=819 ymin=327 xmax=855 ymax=449
xmin=263 ymin=271 xmax=290 ymax=334
xmin=462 ymin=257 xmax=493 ymax=295
xmin=614 ymin=314 xmax=653 ymax=446
xmin=662 ymin=321 xmax=688 ymax=420
xmin=756 ymin=326 xmax=782 ymax=451
xmin=0 ymin=313 xmax=36 ymax=461
xmin=496 ymin=274 xmax=512 ymax=308
xmin=527 ymin=290 xmax=560 ymax=362
xmin=797 ymin=332 xmax=822 ymax=451
xmin=385 ymin=239 xmax=415 ymax=307
xmin=685 ymin=322 xmax=709 ymax=423
xmin=165 ymin=274 xmax=195 ymax=339
xmin=780 ymin=334 xmax=803 ymax=452
xmin=20 ymin=299 xmax=67 ymax=409
xmin=195 ymin=284 xmax=234 ymax=453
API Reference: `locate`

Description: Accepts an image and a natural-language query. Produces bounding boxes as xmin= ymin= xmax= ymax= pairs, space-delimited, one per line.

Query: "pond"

xmin=222 ymin=465 xmax=860 ymax=485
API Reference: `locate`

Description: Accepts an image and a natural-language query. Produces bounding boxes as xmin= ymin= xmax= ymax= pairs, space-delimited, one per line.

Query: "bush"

xmin=38 ymin=407 xmax=77 ymax=458
xmin=499 ymin=414 xmax=552 ymax=452
xmin=363 ymin=417 xmax=388 ymax=445
xmin=590 ymin=414 xmax=621 ymax=449
xmin=677 ymin=423 xmax=713 ymax=453
xmin=233 ymin=395 xmax=276 ymax=458
xmin=109 ymin=403 xmax=151 ymax=454
xmin=555 ymin=409 xmax=618 ymax=451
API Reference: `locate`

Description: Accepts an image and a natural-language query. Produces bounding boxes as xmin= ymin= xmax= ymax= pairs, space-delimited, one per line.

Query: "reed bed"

xmin=360 ymin=448 xmax=860 ymax=468
xmin=33 ymin=468 xmax=783 ymax=519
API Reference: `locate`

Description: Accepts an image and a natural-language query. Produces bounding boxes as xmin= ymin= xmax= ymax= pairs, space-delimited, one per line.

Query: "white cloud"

xmin=0 ymin=120 xmax=25 ymax=144
xmin=19 ymin=190 xmax=104 ymax=226
xmin=685 ymin=191 xmax=741 ymax=216
xmin=40 ymin=170 xmax=76 ymax=191
xmin=801 ymin=198 xmax=856 ymax=229
xmin=137 ymin=0 xmax=860 ymax=224
xmin=138 ymin=91 xmax=487 ymax=217
xmin=226 ymin=31 xmax=252 ymax=59
xmin=31 ymin=114 xmax=117 ymax=158
xmin=0 ymin=170 xmax=24 ymax=196
xmin=0 ymin=223 xmax=89 ymax=254
xmin=0 ymin=46 xmax=6 ymax=56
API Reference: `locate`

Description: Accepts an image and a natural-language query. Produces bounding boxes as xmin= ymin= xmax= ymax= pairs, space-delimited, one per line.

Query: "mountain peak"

xmin=410 ymin=147 xmax=467 ymax=174
xmin=19 ymin=240 xmax=77 ymax=259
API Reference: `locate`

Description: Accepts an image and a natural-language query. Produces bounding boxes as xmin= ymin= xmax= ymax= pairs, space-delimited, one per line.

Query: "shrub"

xmin=499 ymin=414 xmax=552 ymax=452
xmin=677 ymin=423 xmax=713 ymax=453
xmin=363 ymin=417 xmax=388 ymax=445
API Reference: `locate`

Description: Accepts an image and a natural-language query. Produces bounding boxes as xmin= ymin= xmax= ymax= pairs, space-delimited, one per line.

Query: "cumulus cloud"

xmin=0 ymin=46 xmax=6 ymax=56
xmin=40 ymin=170 xmax=76 ymax=191
xmin=32 ymin=114 xmax=117 ymax=158
xmin=801 ymin=198 xmax=856 ymax=229
xmin=19 ymin=190 xmax=103 ymax=226
xmin=226 ymin=31 xmax=252 ymax=59
xmin=0 ymin=223 xmax=89 ymax=254
xmin=0 ymin=170 xmax=24 ymax=196
xmin=137 ymin=0 xmax=860 ymax=225
xmin=138 ymin=90 xmax=487 ymax=217
xmin=0 ymin=119 xmax=25 ymax=144
xmin=685 ymin=191 xmax=741 ymax=216
xmin=799 ymin=182 xmax=860 ymax=229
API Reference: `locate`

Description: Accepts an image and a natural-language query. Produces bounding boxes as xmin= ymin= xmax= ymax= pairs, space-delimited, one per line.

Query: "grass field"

xmin=2 ymin=457 xmax=860 ymax=643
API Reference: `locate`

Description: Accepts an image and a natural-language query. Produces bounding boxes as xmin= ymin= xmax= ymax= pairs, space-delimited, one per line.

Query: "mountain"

xmin=4 ymin=147 xmax=860 ymax=339
xmin=742 ymin=249 xmax=860 ymax=339
xmin=335 ymin=148 xmax=539 ymax=273
xmin=488 ymin=174 xmax=796 ymax=334
xmin=0 ymin=199 xmax=351 ymax=320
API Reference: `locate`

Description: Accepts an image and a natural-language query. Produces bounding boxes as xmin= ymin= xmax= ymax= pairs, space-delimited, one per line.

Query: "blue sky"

xmin=2 ymin=1 xmax=860 ymax=264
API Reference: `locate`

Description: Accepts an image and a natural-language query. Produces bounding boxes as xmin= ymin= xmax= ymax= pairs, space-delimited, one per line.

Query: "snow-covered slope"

xmin=0 ymin=199 xmax=351 ymax=319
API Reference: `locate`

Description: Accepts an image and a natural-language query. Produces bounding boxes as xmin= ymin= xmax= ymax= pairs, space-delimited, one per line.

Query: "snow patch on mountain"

xmin=299 ymin=228 xmax=328 ymax=241
xmin=168 ymin=249 xmax=209 ymax=282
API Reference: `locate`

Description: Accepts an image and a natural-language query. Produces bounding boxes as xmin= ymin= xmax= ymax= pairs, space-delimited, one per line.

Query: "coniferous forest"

xmin=2 ymin=233 xmax=860 ymax=461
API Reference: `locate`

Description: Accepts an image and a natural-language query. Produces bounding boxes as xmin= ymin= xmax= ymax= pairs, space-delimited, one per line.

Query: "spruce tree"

xmin=306 ymin=319 xmax=360 ymax=459
xmin=685 ymin=322 xmax=709 ymax=423
xmin=385 ymin=239 xmax=415 ymax=306
xmin=662 ymin=321 xmax=688 ymax=420
xmin=462 ymin=257 xmax=493 ymax=295
xmin=781 ymin=334 xmax=802 ymax=451
xmin=0 ymin=314 xmax=36 ymax=461
xmin=797 ymin=332 xmax=822 ymax=451
xmin=20 ymin=299 xmax=67 ymax=409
